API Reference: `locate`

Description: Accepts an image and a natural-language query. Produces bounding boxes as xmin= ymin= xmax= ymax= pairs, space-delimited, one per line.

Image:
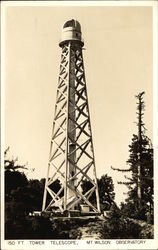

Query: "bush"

xmin=27 ymin=217 xmax=53 ymax=239
xmin=103 ymin=204 xmax=142 ymax=239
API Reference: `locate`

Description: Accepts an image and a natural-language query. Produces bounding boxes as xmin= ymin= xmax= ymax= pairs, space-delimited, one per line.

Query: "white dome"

xmin=59 ymin=19 xmax=84 ymax=47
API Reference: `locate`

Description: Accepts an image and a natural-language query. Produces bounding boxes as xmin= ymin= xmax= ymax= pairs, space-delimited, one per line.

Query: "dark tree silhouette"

xmin=4 ymin=148 xmax=53 ymax=239
xmin=81 ymin=174 xmax=115 ymax=211
xmin=111 ymin=92 xmax=153 ymax=221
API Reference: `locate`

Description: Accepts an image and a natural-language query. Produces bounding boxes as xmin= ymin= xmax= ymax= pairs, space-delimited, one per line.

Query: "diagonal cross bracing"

xmin=42 ymin=35 xmax=100 ymax=214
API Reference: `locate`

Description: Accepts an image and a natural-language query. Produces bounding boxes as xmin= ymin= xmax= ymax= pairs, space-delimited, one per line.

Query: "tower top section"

xmin=59 ymin=19 xmax=84 ymax=47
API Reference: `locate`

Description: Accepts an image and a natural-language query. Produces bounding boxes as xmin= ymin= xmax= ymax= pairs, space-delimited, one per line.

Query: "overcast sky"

xmin=3 ymin=3 xmax=153 ymax=204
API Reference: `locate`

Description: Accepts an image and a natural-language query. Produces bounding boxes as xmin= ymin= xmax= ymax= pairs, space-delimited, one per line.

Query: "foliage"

xmin=103 ymin=203 xmax=142 ymax=239
xmin=81 ymin=174 xmax=115 ymax=211
xmin=5 ymin=170 xmax=28 ymax=201
xmin=112 ymin=92 xmax=153 ymax=220
xmin=4 ymin=149 xmax=52 ymax=239
xmin=4 ymin=147 xmax=28 ymax=172
xmin=5 ymin=215 xmax=53 ymax=239
xmin=26 ymin=217 xmax=53 ymax=239
xmin=121 ymin=132 xmax=153 ymax=220
xmin=27 ymin=179 xmax=45 ymax=211
xmin=139 ymin=222 xmax=154 ymax=239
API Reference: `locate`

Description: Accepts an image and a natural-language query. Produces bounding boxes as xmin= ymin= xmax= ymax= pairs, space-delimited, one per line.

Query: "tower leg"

xmin=42 ymin=23 xmax=101 ymax=215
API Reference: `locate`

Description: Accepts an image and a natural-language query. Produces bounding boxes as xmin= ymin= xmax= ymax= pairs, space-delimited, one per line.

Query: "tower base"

xmin=41 ymin=207 xmax=101 ymax=218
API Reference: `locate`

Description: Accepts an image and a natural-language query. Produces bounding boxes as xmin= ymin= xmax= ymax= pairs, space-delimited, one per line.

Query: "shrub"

xmin=103 ymin=204 xmax=142 ymax=239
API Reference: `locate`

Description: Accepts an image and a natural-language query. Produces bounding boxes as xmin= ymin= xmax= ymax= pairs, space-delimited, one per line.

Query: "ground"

xmin=50 ymin=216 xmax=154 ymax=239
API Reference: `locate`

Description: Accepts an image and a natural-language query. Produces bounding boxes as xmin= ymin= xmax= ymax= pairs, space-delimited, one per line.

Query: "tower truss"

xmin=42 ymin=20 xmax=100 ymax=215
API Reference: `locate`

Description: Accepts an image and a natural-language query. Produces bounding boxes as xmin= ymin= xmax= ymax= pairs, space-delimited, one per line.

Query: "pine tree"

xmin=112 ymin=92 xmax=153 ymax=220
xmin=81 ymin=174 xmax=115 ymax=211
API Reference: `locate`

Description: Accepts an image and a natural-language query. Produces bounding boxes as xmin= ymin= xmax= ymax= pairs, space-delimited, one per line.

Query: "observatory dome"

xmin=63 ymin=19 xmax=81 ymax=31
xmin=59 ymin=19 xmax=84 ymax=47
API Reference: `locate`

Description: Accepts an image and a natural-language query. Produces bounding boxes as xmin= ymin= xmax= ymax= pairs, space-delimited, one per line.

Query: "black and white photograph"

xmin=1 ymin=1 xmax=158 ymax=249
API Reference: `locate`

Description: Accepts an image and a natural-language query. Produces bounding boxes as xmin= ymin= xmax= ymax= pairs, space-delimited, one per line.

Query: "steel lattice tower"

xmin=42 ymin=19 xmax=100 ymax=215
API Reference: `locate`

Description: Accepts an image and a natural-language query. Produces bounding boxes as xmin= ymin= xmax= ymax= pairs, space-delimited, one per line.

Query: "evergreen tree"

xmin=112 ymin=92 xmax=153 ymax=220
xmin=4 ymin=148 xmax=53 ymax=239
xmin=81 ymin=174 xmax=115 ymax=211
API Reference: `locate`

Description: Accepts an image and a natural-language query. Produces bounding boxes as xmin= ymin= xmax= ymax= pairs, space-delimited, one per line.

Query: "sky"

xmin=3 ymin=3 xmax=153 ymax=205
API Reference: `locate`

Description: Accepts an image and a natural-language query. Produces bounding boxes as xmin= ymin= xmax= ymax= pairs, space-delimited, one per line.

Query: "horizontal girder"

xmin=42 ymin=42 xmax=100 ymax=214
